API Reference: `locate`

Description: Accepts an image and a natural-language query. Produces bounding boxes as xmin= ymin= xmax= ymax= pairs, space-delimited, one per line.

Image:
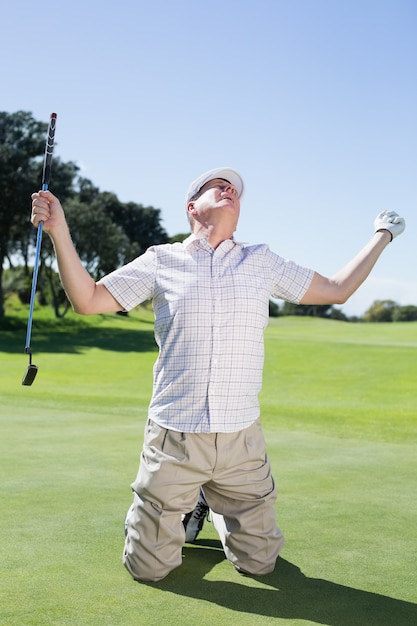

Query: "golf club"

xmin=22 ymin=112 xmax=57 ymax=386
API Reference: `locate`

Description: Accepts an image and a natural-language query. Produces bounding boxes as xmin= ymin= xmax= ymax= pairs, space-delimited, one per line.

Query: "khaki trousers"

xmin=123 ymin=418 xmax=284 ymax=582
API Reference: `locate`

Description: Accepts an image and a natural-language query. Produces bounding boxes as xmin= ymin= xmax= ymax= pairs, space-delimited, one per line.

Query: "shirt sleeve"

xmin=267 ymin=248 xmax=314 ymax=303
xmin=98 ymin=246 xmax=157 ymax=311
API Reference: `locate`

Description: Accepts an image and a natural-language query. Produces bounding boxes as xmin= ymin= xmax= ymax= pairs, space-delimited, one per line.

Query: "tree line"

xmin=269 ymin=299 xmax=417 ymax=322
xmin=0 ymin=111 xmax=169 ymax=318
xmin=1 ymin=111 xmax=416 ymax=323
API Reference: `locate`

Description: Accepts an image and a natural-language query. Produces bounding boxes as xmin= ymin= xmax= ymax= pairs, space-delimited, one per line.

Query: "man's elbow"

xmin=332 ymin=293 xmax=349 ymax=305
xmin=332 ymin=285 xmax=355 ymax=305
xmin=71 ymin=300 xmax=98 ymax=315
xmin=71 ymin=303 xmax=91 ymax=315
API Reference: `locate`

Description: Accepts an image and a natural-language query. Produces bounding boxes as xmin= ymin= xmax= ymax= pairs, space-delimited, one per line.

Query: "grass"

xmin=261 ymin=317 xmax=417 ymax=443
xmin=1 ymin=300 xmax=417 ymax=625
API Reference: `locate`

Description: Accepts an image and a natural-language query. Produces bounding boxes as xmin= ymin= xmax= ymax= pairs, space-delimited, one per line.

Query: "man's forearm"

xmin=329 ymin=230 xmax=392 ymax=302
xmin=301 ymin=231 xmax=392 ymax=305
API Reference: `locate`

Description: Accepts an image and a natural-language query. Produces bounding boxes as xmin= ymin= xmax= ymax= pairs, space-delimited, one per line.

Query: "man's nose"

xmin=222 ymin=184 xmax=237 ymax=196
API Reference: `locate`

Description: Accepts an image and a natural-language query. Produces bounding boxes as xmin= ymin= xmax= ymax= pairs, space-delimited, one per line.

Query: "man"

xmin=31 ymin=167 xmax=405 ymax=582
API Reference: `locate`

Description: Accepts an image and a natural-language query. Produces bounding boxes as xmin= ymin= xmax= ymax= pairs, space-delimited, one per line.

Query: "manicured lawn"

xmin=1 ymin=305 xmax=416 ymax=625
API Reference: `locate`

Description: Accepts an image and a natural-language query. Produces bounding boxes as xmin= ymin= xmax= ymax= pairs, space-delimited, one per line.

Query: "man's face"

xmin=189 ymin=178 xmax=240 ymax=228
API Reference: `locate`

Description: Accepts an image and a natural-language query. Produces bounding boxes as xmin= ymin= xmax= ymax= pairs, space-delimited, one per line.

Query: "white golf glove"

xmin=374 ymin=210 xmax=405 ymax=241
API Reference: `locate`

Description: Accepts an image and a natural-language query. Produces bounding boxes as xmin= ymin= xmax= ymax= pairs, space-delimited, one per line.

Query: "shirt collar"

xmin=182 ymin=233 xmax=243 ymax=252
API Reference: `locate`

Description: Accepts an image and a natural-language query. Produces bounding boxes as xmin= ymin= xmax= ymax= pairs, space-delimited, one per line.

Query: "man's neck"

xmin=192 ymin=222 xmax=235 ymax=249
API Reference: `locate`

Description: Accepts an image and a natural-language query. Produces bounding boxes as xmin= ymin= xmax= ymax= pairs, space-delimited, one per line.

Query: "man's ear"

xmin=187 ymin=201 xmax=195 ymax=214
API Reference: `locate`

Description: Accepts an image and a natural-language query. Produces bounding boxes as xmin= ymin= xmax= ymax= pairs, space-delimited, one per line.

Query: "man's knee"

xmin=122 ymin=546 xmax=179 ymax=582
xmin=123 ymin=495 xmax=184 ymax=582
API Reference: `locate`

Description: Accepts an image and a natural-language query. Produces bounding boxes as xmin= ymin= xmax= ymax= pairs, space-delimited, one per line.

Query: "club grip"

xmin=42 ymin=112 xmax=57 ymax=190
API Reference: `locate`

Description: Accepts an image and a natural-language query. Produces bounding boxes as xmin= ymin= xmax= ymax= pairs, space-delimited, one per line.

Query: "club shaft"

xmin=24 ymin=113 xmax=57 ymax=354
xmin=25 ymin=221 xmax=43 ymax=351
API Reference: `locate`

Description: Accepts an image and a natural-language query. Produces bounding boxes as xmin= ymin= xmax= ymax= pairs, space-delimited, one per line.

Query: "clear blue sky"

xmin=2 ymin=0 xmax=416 ymax=315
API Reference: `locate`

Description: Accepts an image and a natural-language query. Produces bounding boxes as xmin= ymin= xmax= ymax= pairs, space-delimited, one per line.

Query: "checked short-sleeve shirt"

xmin=99 ymin=235 xmax=314 ymax=433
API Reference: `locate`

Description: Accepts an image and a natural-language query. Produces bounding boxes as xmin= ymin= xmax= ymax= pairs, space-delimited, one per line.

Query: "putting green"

xmin=1 ymin=312 xmax=416 ymax=624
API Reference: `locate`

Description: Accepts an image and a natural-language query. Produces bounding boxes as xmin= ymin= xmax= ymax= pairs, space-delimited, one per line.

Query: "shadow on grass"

xmin=144 ymin=541 xmax=417 ymax=626
xmin=0 ymin=318 xmax=157 ymax=355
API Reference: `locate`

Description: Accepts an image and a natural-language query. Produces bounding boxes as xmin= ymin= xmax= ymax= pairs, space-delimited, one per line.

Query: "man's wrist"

xmin=375 ymin=228 xmax=393 ymax=242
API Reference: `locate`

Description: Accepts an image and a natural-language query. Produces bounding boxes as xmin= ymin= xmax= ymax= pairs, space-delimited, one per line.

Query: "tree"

xmin=0 ymin=110 xmax=78 ymax=317
xmin=281 ymin=302 xmax=334 ymax=318
xmin=64 ymin=189 xmax=169 ymax=277
xmin=64 ymin=194 xmax=132 ymax=280
xmin=269 ymin=300 xmax=281 ymax=317
xmin=362 ymin=299 xmax=397 ymax=322
xmin=0 ymin=111 xmax=46 ymax=317
xmin=392 ymin=305 xmax=417 ymax=322
xmin=107 ymin=197 xmax=169 ymax=260
xmin=329 ymin=307 xmax=349 ymax=322
xmin=1 ymin=111 xmax=172 ymax=319
xmin=169 ymin=233 xmax=189 ymax=243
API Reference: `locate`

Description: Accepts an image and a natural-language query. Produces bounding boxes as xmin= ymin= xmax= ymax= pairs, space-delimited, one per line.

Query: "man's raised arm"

xmin=31 ymin=190 xmax=122 ymax=315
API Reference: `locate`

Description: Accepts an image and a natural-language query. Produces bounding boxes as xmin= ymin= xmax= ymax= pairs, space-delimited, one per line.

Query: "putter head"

xmin=22 ymin=364 xmax=38 ymax=386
